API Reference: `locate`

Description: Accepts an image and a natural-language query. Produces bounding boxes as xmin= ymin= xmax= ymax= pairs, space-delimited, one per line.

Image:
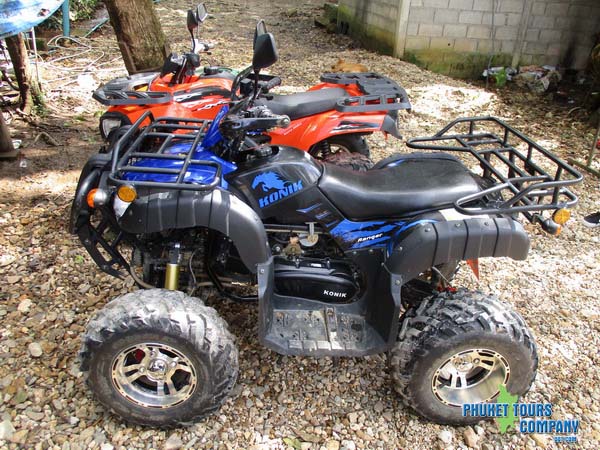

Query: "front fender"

xmin=385 ymin=217 xmax=530 ymax=284
xmin=119 ymin=188 xmax=270 ymax=273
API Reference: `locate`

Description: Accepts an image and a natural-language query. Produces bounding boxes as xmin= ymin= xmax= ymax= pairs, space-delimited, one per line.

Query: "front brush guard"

xmin=70 ymin=165 xmax=129 ymax=278
xmin=76 ymin=215 xmax=130 ymax=278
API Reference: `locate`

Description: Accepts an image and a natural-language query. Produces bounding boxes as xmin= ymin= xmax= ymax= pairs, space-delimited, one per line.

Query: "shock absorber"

xmin=312 ymin=140 xmax=330 ymax=158
xmin=164 ymin=243 xmax=181 ymax=290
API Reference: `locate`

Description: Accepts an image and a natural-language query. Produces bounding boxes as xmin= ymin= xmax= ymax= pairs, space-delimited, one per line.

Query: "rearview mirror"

xmin=253 ymin=20 xmax=268 ymax=50
xmin=252 ymin=32 xmax=278 ymax=73
xmin=186 ymin=9 xmax=198 ymax=31
xmin=196 ymin=3 xmax=208 ymax=23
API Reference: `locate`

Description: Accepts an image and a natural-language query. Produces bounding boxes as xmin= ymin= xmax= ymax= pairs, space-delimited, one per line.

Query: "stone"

xmin=531 ymin=433 xmax=548 ymax=448
xmin=326 ymin=440 xmax=340 ymax=450
xmin=340 ymin=440 xmax=356 ymax=450
xmin=17 ymin=298 xmax=32 ymax=313
xmin=25 ymin=409 xmax=45 ymax=421
xmin=0 ymin=418 xmax=15 ymax=440
xmin=164 ymin=433 xmax=183 ymax=450
xmin=438 ymin=429 xmax=453 ymax=444
xmin=463 ymin=426 xmax=478 ymax=448
xmin=373 ymin=401 xmax=384 ymax=413
xmin=28 ymin=342 xmax=43 ymax=358
xmin=10 ymin=429 xmax=28 ymax=444
xmin=347 ymin=412 xmax=358 ymax=424
xmin=100 ymin=444 xmax=114 ymax=450
xmin=80 ymin=427 xmax=96 ymax=441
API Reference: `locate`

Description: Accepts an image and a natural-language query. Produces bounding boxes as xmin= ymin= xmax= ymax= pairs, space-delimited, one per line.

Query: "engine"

xmin=274 ymin=257 xmax=360 ymax=303
xmin=127 ymin=225 xmax=362 ymax=304
xmin=268 ymin=225 xmax=362 ymax=303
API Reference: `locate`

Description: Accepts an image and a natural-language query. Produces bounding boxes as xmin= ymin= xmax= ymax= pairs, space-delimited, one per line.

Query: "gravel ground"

xmin=0 ymin=0 xmax=599 ymax=449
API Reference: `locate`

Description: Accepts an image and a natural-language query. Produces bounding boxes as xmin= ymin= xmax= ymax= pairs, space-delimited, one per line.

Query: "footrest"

xmin=258 ymin=258 xmax=391 ymax=357
xmin=268 ymin=308 xmax=373 ymax=353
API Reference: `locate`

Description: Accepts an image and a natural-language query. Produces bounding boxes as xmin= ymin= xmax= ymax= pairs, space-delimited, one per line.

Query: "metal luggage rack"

xmin=336 ymin=93 xmax=411 ymax=113
xmin=321 ymin=72 xmax=412 ymax=112
xmin=406 ymin=117 xmax=583 ymax=223
xmin=93 ymin=88 xmax=173 ymax=106
xmin=109 ymin=110 xmax=221 ymax=191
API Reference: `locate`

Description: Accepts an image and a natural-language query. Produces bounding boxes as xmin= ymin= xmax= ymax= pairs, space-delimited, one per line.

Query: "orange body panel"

xmin=104 ymin=74 xmax=390 ymax=151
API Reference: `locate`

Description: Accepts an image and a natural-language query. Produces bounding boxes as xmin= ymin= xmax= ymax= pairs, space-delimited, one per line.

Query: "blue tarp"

xmin=0 ymin=0 xmax=63 ymax=39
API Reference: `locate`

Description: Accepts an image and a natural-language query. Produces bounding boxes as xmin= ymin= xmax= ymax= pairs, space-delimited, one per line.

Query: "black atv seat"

xmin=255 ymin=88 xmax=347 ymax=120
xmin=319 ymin=153 xmax=482 ymax=219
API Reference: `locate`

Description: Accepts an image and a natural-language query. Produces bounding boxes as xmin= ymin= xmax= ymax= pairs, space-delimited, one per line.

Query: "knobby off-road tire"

xmin=326 ymin=134 xmax=370 ymax=156
xmin=322 ymin=151 xmax=374 ymax=171
xmin=80 ymin=289 xmax=238 ymax=427
xmin=389 ymin=289 xmax=538 ymax=425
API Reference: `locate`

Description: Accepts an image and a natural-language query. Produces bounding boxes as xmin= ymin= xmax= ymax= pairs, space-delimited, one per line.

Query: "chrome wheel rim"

xmin=432 ymin=348 xmax=510 ymax=406
xmin=112 ymin=342 xmax=197 ymax=408
xmin=328 ymin=143 xmax=351 ymax=154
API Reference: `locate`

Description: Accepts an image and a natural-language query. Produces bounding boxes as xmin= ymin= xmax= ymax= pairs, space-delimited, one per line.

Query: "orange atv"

xmin=93 ymin=7 xmax=411 ymax=158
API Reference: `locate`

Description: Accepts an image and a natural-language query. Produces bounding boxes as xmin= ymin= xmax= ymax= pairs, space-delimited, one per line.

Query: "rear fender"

xmin=268 ymin=110 xmax=387 ymax=151
xmin=385 ymin=215 xmax=530 ymax=285
xmin=119 ymin=188 xmax=270 ymax=273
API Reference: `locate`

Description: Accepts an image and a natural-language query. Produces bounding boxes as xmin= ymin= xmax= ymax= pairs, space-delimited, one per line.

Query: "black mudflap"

xmin=257 ymin=254 xmax=402 ymax=357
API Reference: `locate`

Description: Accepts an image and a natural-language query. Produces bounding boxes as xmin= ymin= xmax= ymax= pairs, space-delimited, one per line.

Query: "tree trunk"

xmin=5 ymin=33 xmax=44 ymax=115
xmin=104 ymin=0 xmax=169 ymax=74
xmin=0 ymin=113 xmax=18 ymax=159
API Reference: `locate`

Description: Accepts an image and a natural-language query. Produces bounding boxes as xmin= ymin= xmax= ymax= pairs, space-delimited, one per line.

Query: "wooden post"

xmin=0 ymin=113 xmax=18 ymax=160
xmin=5 ymin=33 xmax=44 ymax=114
xmin=104 ymin=0 xmax=170 ymax=74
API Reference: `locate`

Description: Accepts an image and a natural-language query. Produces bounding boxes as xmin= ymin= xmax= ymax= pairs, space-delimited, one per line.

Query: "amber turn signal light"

xmin=552 ymin=208 xmax=570 ymax=225
xmin=86 ymin=188 xmax=98 ymax=208
xmin=117 ymin=185 xmax=137 ymax=202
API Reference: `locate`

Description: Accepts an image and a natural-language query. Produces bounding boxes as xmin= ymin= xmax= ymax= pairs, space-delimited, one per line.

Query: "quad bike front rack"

xmin=407 ymin=117 xmax=583 ymax=225
xmin=108 ymin=111 xmax=221 ymax=191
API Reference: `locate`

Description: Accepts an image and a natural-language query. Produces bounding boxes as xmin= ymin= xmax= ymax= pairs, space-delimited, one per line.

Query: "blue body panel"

xmin=329 ymin=218 xmax=437 ymax=253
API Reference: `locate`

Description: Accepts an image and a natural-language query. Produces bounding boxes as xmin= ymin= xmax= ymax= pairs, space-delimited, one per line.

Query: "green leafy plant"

xmin=40 ymin=0 xmax=101 ymax=29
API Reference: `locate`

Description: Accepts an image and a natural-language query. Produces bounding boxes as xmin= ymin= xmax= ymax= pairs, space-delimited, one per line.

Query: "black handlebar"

xmin=263 ymin=76 xmax=281 ymax=92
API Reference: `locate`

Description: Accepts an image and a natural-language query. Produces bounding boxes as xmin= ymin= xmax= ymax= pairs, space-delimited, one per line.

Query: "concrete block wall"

xmin=337 ymin=0 xmax=400 ymax=54
xmin=338 ymin=0 xmax=600 ymax=78
xmin=521 ymin=1 xmax=600 ymax=67
xmin=404 ymin=0 xmax=524 ymax=59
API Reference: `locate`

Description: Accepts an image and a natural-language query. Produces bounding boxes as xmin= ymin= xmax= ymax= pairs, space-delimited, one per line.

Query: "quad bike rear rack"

xmin=321 ymin=72 xmax=412 ymax=112
xmin=92 ymin=73 xmax=172 ymax=106
xmin=93 ymin=89 xmax=173 ymax=106
xmin=407 ymin=117 xmax=583 ymax=224
xmin=108 ymin=111 xmax=219 ymax=191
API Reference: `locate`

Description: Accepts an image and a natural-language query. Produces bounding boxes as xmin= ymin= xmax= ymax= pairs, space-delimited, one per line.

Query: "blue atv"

xmin=70 ymin=30 xmax=582 ymax=427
